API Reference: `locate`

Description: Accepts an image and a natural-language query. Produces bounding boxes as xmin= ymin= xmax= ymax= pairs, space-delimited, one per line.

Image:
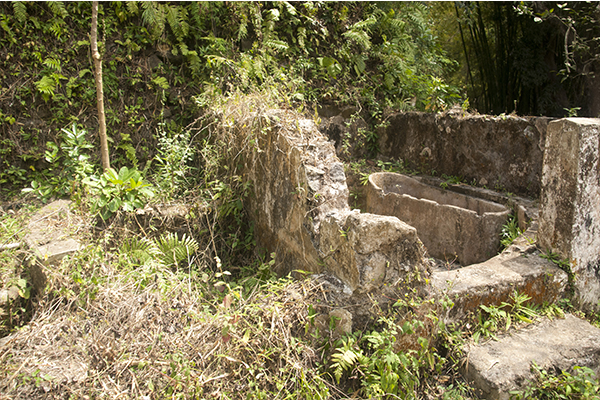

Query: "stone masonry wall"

xmin=377 ymin=112 xmax=553 ymax=198
xmin=320 ymin=109 xmax=553 ymax=198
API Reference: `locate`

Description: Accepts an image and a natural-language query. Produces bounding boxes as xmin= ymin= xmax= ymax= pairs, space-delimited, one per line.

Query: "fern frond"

xmin=177 ymin=6 xmax=189 ymax=38
xmin=35 ymin=75 xmax=57 ymax=97
xmin=48 ymin=1 xmax=68 ymax=19
xmin=349 ymin=14 xmax=377 ymax=31
xmin=186 ymin=51 xmax=202 ymax=76
xmin=155 ymin=232 xmax=199 ymax=268
xmin=126 ymin=1 xmax=139 ymax=16
xmin=330 ymin=344 xmax=362 ymax=384
xmin=166 ymin=5 xmax=189 ymax=43
xmin=12 ymin=1 xmax=27 ymax=23
xmin=263 ymin=39 xmax=288 ymax=52
xmin=120 ymin=237 xmax=159 ymax=266
xmin=188 ymin=2 xmax=202 ymax=30
xmin=343 ymin=30 xmax=371 ymax=51
xmin=43 ymin=57 xmax=62 ymax=72
xmin=282 ymin=1 xmax=297 ymax=16
xmin=141 ymin=2 xmax=165 ymax=38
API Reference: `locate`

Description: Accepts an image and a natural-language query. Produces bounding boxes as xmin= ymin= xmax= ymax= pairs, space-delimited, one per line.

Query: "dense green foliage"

xmin=0 ymin=1 xmax=461 ymax=197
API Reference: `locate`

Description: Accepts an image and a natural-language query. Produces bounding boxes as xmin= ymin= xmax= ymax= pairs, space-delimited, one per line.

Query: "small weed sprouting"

xmin=377 ymin=159 xmax=407 ymax=174
xmin=473 ymin=291 xmax=539 ymax=343
xmin=440 ymin=174 xmax=463 ymax=190
xmin=500 ymin=214 xmax=523 ymax=249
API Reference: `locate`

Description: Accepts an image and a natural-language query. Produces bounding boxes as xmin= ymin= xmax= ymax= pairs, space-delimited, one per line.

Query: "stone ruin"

xmin=230 ymin=107 xmax=600 ymax=310
xmin=366 ymin=172 xmax=510 ymax=266
xmin=5 ymin=103 xmax=599 ymax=399
xmin=224 ymin=109 xmax=430 ymax=315
xmin=227 ymin=107 xmax=600 ymax=399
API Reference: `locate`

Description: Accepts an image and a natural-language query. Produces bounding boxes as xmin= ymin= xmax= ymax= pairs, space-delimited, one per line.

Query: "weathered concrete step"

xmin=23 ymin=200 xmax=81 ymax=293
xmin=431 ymin=229 xmax=568 ymax=323
xmin=463 ymin=314 xmax=600 ymax=400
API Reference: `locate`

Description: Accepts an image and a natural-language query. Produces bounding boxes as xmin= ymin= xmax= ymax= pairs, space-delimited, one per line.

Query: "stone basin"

xmin=366 ymin=172 xmax=510 ymax=266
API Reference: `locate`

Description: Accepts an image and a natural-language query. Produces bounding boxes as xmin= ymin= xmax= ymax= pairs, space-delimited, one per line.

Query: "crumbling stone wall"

xmin=378 ymin=112 xmax=552 ymax=198
xmin=223 ymin=106 xmax=429 ymax=297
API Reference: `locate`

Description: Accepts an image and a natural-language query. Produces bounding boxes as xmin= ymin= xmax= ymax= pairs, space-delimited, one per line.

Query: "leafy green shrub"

xmin=153 ymin=122 xmax=195 ymax=200
xmin=83 ymin=166 xmax=154 ymax=220
xmin=22 ymin=124 xmax=94 ymax=200
xmin=329 ymin=314 xmax=442 ymax=398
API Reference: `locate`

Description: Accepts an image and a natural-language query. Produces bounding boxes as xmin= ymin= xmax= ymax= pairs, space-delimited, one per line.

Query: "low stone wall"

xmin=377 ymin=112 xmax=553 ymax=198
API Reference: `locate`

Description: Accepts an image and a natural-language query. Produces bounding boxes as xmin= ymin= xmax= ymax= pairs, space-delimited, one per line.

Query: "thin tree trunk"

xmin=455 ymin=3 xmax=476 ymax=95
xmin=91 ymin=1 xmax=110 ymax=171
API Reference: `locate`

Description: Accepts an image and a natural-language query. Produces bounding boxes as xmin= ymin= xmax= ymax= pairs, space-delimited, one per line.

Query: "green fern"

xmin=165 ymin=4 xmax=189 ymax=43
xmin=48 ymin=1 xmax=68 ymax=19
xmin=0 ymin=14 xmax=15 ymax=44
xmin=120 ymin=237 xmax=159 ymax=266
xmin=188 ymin=2 xmax=203 ymax=31
xmin=43 ymin=57 xmax=62 ymax=72
xmin=264 ymin=39 xmax=289 ymax=52
xmin=330 ymin=337 xmax=364 ymax=384
xmin=126 ymin=1 xmax=139 ymax=16
xmin=35 ymin=75 xmax=57 ymax=100
xmin=12 ymin=1 xmax=27 ymax=23
xmin=141 ymin=2 xmax=166 ymax=39
xmin=155 ymin=232 xmax=199 ymax=268
xmin=151 ymin=76 xmax=170 ymax=90
xmin=343 ymin=29 xmax=372 ymax=51
xmin=186 ymin=51 xmax=202 ymax=76
xmin=120 ymin=233 xmax=199 ymax=268
xmin=116 ymin=133 xmax=139 ymax=168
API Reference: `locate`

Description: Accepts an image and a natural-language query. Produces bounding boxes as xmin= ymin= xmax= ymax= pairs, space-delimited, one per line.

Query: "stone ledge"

xmin=432 ymin=238 xmax=568 ymax=323
xmin=463 ymin=314 xmax=600 ymax=400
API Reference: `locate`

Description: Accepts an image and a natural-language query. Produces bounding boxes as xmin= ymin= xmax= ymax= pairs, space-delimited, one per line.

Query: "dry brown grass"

xmin=0 ymin=248 xmax=343 ymax=399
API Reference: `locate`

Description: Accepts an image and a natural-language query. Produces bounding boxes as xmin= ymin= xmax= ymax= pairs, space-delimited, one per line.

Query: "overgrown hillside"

xmin=0 ymin=1 xmax=461 ymax=198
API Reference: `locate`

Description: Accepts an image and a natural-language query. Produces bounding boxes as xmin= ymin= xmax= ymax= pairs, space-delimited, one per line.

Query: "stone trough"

xmin=366 ymin=172 xmax=510 ymax=266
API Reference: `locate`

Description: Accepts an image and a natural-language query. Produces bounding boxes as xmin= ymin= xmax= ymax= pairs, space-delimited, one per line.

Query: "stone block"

xmin=538 ymin=118 xmax=600 ymax=310
xmin=0 ymin=286 xmax=19 ymax=320
xmin=432 ymin=234 xmax=568 ymax=323
xmin=463 ymin=314 xmax=600 ymax=400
